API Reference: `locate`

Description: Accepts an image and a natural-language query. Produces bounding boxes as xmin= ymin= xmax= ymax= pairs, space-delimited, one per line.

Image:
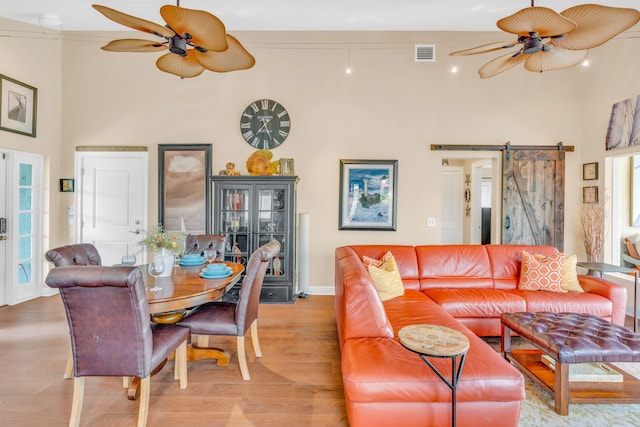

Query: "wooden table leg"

xmin=554 ymin=361 xmax=569 ymax=415
xmin=187 ymin=343 xmax=231 ymax=366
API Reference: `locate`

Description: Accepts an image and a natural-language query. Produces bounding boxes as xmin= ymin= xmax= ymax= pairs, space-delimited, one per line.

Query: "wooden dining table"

xmin=144 ymin=261 xmax=244 ymax=317
xmin=127 ymin=260 xmax=244 ymax=400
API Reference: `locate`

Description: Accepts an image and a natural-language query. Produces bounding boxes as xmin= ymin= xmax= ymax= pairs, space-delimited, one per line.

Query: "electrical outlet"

xmin=427 ymin=218 xmax=436 ymax=227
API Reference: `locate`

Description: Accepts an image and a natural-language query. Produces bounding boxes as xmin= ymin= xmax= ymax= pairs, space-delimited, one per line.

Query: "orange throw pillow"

xmin=518 ymin=250 xmax=566 ymax=293
xmin=534 ymin=253 xmax=583 ymax=292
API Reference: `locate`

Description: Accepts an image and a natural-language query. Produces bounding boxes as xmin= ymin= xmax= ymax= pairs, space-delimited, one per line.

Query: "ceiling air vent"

xmin=415 ymin=44 xmax=436 ymax=62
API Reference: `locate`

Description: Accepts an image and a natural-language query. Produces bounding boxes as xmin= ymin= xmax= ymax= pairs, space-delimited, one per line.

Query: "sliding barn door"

xmin=502 ymin=149 xmax=565 ymax=250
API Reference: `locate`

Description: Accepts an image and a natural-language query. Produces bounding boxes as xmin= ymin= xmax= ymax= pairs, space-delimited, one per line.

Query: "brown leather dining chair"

xmin=177 ymin=239 xmax=281 ymax=380
xmin=45 ymin=265 xmax=189 ymax=427
xmin=44 ymin=243 xmax=103 ymax=378
xmin=44 ymin=243 xmax=102 ymax=267
xmin=184 ymin=234 xmax=226 ymax=260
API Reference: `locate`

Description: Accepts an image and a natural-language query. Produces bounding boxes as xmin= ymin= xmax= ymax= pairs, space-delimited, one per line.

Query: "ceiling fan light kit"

xmin=92 ymin=3 xmax=255 ymax=78
xmin=450 ymin=2 xmax=640 ymax=78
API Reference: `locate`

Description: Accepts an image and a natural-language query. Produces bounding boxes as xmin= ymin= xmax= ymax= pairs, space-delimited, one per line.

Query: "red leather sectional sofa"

xmin=334 ymin=244 xmax=627 ymax=427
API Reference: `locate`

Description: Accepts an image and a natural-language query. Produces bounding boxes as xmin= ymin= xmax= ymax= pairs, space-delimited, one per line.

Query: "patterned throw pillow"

xmin=518 ymin=250 xmax=566 ymax=292
xmin=362 ymin=251 xmax=405 ymax=301
xmin=534 ymin=253 xmax=583 ymax=292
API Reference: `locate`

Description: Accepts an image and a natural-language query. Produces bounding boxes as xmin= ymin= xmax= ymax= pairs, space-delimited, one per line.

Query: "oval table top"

xmin=398 ymin=324 xmax=470 ymax=357
xmin=142 ymin=261 xmax=244 ymax=315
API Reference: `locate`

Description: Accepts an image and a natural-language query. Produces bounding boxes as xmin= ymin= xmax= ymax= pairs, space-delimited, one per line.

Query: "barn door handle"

xmin=505 ymin=215 xmax=511 ymax=230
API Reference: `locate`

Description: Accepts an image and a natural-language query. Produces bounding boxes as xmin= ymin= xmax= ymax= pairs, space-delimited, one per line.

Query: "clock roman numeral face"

xmin=240 ymin=99 xmax=291 ymax=149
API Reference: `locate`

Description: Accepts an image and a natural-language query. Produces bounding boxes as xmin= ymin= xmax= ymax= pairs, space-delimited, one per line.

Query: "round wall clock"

xmin=239 ymin=99 xmax=290 ymax=149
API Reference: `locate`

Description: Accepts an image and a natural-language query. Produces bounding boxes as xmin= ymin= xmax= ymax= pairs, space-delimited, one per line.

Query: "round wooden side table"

xmin=399 ymin=324 xmax=470 ymax=427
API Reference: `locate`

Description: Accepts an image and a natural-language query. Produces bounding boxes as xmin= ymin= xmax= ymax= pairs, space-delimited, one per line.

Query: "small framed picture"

xmin=582 ymin=186 xmax=598 ymax=204
xmin=59 ymin=178 xmax=74 ymax=193
xmin=582 ymin=162 xmax=598 ymax=180
xmin=0 ymin=74 xmax=37 ymax=137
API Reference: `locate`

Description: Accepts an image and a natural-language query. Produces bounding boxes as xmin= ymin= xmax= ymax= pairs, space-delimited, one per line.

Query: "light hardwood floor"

xmin=0 ymin=294 xmax=348 ymax=427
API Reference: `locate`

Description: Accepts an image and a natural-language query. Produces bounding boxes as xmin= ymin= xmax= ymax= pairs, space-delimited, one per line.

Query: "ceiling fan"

xmin=450 ymin=2 xmax=640 ymax=78
xmin=92 ymin=2 xmax=255 ymax=78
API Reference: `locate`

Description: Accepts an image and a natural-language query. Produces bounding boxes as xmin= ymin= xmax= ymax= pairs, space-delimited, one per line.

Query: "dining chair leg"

xmin=137 ymin=376 xmax=151 ymax=427
xmin=69 ymin=376 xmax=85 ymax=427
xmin=237 ymin=336 xmax=250 ymax=380
xmin=196 ymin=334 xmax=210 ymax=347
xmin=250 ymin=319 xmax=262 ymax=358
xmin=176 ymin=341 xmax=188 ymax=389
xmin=64 ymin=346 xmax=73 ymax=379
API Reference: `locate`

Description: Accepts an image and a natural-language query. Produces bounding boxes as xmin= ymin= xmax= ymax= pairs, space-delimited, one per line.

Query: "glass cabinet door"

xmin=256 ymin=187 xmax=287 ymax=279
xmin=220 ymin=187 xmax=250 ymax=264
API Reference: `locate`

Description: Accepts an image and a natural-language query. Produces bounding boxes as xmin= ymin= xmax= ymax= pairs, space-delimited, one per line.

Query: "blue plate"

xmin=199 ymin=271 xmax=232 ymax=279
xmin=180 ymin=258 xmax=206 ymax=266
xmin=203 ymin=265 xmax=230 ymax=272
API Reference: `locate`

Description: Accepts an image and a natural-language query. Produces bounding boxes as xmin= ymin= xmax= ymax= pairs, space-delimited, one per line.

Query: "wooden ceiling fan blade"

xmin=156 ymin=51 xmax=205 ymax=78
xmin=194 ymin=35 xmax=255 ymax=72
xmin=450 ymin=40 xmax=519 ymax=56
xmin=101 ymin=39 xmax=167 ymax=52
xmin=92 ymin=4 xmax=175 ymax=38
xmin=554 ymin=5 xmax=640 ymax=50
xmin=524 ymin=48 xmax=588 ymax=73
xmin=478 ymin=52 xmax=527 ymax=79
xmin=497 ymin=7 xmax=576 ymax=37
xmin=160 ymin=5 xmax=228 ymax=52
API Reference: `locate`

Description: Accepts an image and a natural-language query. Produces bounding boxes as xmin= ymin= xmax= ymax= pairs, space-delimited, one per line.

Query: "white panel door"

xmin=77 ymin=151 xmax=148 ymax=266
xmin=441 ymin=166 xmax=463 ymax=244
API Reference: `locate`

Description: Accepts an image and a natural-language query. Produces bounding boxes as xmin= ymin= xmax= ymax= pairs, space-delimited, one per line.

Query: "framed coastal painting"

xmin=158 ymin=144 xmax=211 ymax=234
xmin=0 ymin=74 xmax=37 ymax=137
xmin=339 ymin=159 xmax=398 ymax=231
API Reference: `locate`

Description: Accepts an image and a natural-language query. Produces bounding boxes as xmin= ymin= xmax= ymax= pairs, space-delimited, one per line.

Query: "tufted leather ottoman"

xmin=501 ymin=311 xmax=640 ymax=415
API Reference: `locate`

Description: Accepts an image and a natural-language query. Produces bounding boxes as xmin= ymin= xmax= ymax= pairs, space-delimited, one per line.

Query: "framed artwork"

xmin=158 ymin=144 xmax=211 ymax=234
xmin=0 ymin=74 xmax=37 ymax=137
xmin=59 ymin=178 xmax=74 ymax=193
xmin=339 ymin=159 xmax=398 ymax=231
xmin=605 ymin=95 xmax=640 ymax=151
xmin=582 ymin=186 xmax=599 ymax=204
xmin=582 ymin=162 xmax=598 ymax=180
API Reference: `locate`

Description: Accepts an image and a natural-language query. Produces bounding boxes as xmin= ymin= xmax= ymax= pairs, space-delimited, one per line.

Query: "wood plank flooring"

xmin=0 ymin=295 xmax=348 ymax=427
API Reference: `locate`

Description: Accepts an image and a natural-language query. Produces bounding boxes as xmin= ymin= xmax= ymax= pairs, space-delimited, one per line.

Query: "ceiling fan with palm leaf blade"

xmin=92 ymin=2 xmax=255 ymax=78
xmin=450 ymin=2 xmax=640 ymax=79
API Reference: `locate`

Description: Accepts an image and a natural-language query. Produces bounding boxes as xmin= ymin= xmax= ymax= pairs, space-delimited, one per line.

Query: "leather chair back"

xmin=44 ymin=243 xmax=102 ymax=267
xmin=184 ymin=234 xmax=226 ymax=260
xmin=45 ymin=266 xmax=155 ymax=378
xmin=236 ymin=239 xmax=280 ymax=334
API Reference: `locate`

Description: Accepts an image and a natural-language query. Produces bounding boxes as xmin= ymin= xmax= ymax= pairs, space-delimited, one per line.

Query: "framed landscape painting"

xmin=158 ymin=144 xmax=211 ymax=234
xmin=339 ymin=159 xmax=398 ymax=231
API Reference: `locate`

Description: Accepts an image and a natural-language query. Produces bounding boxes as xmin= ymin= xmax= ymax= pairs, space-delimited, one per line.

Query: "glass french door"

xmin=2 ymin=150 xmax=43 ymax=304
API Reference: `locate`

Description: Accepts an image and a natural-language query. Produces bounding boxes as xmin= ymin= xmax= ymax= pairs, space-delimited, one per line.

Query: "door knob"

xmin=129 ymin=229 xmax=141 ymax=234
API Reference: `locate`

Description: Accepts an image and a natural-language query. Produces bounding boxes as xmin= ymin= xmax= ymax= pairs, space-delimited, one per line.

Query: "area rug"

xmin=519 ymin=374 xmax=639 ymax=427
xmin=483 ymin=338 xmax=640 ymax=426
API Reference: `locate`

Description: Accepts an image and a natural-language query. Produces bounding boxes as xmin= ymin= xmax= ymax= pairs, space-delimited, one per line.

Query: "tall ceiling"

xmin=1 ymin=1 xmax=639 ymax=32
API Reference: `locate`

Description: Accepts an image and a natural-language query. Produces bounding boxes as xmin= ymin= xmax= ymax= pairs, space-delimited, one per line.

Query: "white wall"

xmin=6 ymin=21 xmax=640 ymax=293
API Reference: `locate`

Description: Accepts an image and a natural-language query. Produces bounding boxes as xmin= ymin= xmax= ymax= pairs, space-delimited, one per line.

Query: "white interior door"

xmin=441 ymin=166 xmax=463 ymax=244
xmin=76 ymin=151 xmax=148 ymax=266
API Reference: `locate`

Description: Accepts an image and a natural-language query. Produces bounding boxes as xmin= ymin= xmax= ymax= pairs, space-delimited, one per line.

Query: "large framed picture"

xmin=339 ymin=159 xmax=398 ymax=231
xmin=158 ymin=144 xmax=212 ymax=234
xmin=0 ymin=74 xmax=37 ymax=137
